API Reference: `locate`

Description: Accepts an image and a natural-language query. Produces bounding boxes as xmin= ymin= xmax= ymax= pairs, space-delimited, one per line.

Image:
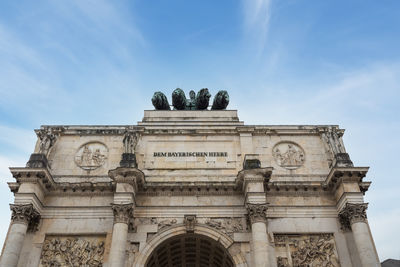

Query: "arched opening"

xmin=145 ymin=233 xmax=234 ymax=267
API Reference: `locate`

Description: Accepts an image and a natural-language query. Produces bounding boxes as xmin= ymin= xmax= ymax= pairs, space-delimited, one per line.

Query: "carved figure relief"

xmin=157 ymin=218 xmax=178 ymax=230
xmin=273 ymin=142 xmax=305 ymax=169
xmin=205 ymin=217 xmax=245 ymax=235
xmin=35 ymin=127 xmax=63 ymax=156
xmin=274 ymin=234 xmax=340 ymax=267
xmin=321 ymin=127 xmax=346 ymax=156
xmin=75 ymin=142 xmax=108 ymax=170
xmin=123 ymin=128 xmax=140 ymax=154
xmin=39 ymin=236 xmax=105 ymax=267
xmin=136 ymin=217 xmax=157 ymax=225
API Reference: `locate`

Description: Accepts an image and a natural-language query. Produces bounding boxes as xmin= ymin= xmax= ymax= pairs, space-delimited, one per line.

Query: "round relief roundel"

xmin=273 ymin=141 xmax=305 ymax=169
xmin=75 ymin=142 xmax=108 ymax=170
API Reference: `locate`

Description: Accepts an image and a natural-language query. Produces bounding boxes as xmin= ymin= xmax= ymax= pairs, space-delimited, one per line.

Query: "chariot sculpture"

xmin=151 ymin=89 xmax=229 ymax=110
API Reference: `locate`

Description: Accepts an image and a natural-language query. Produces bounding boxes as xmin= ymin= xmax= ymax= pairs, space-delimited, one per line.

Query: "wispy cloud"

xmin=242 ymin=0 xmax=272 ymax=55
xmin=0 ymin=125 xmax=36 ymax=155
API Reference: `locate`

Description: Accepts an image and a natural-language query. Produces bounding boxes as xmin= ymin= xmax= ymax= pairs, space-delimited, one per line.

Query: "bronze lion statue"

xmin=195 ymin=88 xmax=211 ymax=110
xmin=151 ymin=91 xmax=170 ymax=110
xmin=172 ymin=88 xmax=187 ymax=110
xmin=211 ymin=90 xmax=229 ymax=110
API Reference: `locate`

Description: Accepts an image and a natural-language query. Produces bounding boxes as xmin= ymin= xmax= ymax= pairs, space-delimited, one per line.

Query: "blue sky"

xmin=0 ymin=0 xmax=399 ymax=261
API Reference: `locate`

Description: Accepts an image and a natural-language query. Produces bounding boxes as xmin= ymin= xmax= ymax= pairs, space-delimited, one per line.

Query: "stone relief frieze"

xmin=157 ymin=218 xmax=178 ymax=230
xmin=75 ymin=142 xmax=108 ymax=170
xmin=136 ymin=217 xmax=157 ymax=225
xmin=39 ymin=236 xmax=105 ymax=267
xmin=273 ymin=142 xmax=305 ymax=169
xmin=274 ymin=234 xmax=340 ymax=267
xmin=204 ymin=217 xmax=245 ymax=235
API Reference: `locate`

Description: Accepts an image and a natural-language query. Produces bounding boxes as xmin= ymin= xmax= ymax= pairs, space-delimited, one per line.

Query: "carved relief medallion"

xmin=75 ymin=142 xmax=108 ymax=170
xmin=273 ymin=142 xmax=305 ymax=169
xmin=39 ymin=236 xmax=105 ymax=267
xmin=274 ymin=234 xmax=340 ymax=267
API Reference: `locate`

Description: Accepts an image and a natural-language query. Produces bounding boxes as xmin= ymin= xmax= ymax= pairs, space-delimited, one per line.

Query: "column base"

xmin=120 ymin=153 xmax=137 ymax=168
xmin=334 ymin=153 xmax=353 ymax=167
xmin=26 ymin=153 xmax=48 ymax=168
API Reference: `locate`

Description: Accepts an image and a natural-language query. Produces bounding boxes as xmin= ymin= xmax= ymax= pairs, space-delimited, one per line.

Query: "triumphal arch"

xmin=0 ymin=89 xmax=380 ymax=266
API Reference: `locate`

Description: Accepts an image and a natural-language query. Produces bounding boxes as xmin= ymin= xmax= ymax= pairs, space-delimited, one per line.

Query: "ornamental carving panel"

xmin=75 ymin=142 xmax=108 ymax=170
xmin=273 ymin=142 xmax=305 ymax=169
xmin=39 ymin=236 xmax=105 ymax=267
xmin=274 ymin=234 xmax=340 ymax=267
xmin=205 ymin=217 xmax=245 ymax=235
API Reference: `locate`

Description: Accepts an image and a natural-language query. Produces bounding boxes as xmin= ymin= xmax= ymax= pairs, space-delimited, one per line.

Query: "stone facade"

xmin=0 ymin=110 xmax=380 ymax=266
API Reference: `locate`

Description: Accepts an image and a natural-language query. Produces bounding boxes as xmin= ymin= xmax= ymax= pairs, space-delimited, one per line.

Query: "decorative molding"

xmin=274 ymin=233 xmax=340 ymax=267
xmin=339 ymin=203 xmax=368 ymax=230
xmin=246 ymin=203 xmax=268 ymax=224
xmin=75 ymin=142 xmax=108 ymax=170
xmin=157 ymin=218 xmax=178 ymax=230
xmin=10 ymin=204 xmax=40 ymax=231
xmin=76 ymin=129 xmax=126 ymax=135
xmin=324 ymin=167 xmax=369 ymax=193
xmin=39 ymin=236 xmax=105 ymax=267
xmin=111 ymin=203 xmax=134 ymax=224
xmin=273 ymin=141 xmax=305 ymax=170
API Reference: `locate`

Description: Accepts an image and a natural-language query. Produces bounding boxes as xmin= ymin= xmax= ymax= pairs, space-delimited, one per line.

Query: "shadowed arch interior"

xmin=145 ymin=233 xmax=234 ymax=267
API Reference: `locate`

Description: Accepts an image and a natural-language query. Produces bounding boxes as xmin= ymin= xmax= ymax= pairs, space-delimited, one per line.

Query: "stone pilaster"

xmin=109 ymin=203 xmax=134 ymax=267
xmin=0 ymin=204 xmax=40 ymax=267
xmin=339 ymin=203 xmax=380 ymax=267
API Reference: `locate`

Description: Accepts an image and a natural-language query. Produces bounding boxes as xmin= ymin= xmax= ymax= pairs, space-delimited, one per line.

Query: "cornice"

xmin=10 ymin=167 xmax=56 ymax=191
xmin=35 ymin=125 xmax=344 ymax=137
xmin=324 ymin=166 xmax=370 ymax=193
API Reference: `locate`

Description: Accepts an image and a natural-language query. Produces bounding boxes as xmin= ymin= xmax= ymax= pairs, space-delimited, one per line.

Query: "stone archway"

xmin=132 ymin=225 xmax=248 ymax=267
xmin=145 ymin=233 xmax=234 ymax=267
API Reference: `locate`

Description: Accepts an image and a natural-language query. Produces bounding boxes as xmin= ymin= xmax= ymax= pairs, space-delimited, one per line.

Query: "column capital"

xmin=246 ymin=203 xmax=268 ymax=224
xmin=108 ymin=167 xmax=144 ymax=187
xmin=111 ymin=203 xmax=134 ymax=224
xmin=339 ymin=203 xmax=368 ymax=230
xmin=10 ymin=203 xmax=40 ymax=230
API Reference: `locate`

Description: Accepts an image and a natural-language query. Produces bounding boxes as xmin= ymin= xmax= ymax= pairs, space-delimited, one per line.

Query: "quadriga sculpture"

xmin=195 ymin=88 xmax=211 ymax=110
xmin=151 ymin=92 xmax=170 ymax=110
xmin=211 ymin=90 xmax=229 ymax=110
xmin=151 ymin=88 xmax=229 ymax=110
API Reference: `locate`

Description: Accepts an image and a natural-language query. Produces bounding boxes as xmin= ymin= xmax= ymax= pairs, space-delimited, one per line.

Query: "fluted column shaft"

xmin=109 ymin=203 xmax=133 ymax=267
xmin=0 ymin=204 xmax=40 ymax=267
xmin=339 ymin=203 xmax=380 ymax=267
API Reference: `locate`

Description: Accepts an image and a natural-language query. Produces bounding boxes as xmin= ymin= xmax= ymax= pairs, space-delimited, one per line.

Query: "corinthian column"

xmin=339 ymin=203 xmax=380 ymax=267
xmin=109 ymin=203 xmax=133 ymax=267
xmin=0 ymin=204 xmax=40 ymax=267
xmin=247 ymin=203 xmax=269 ymax=267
